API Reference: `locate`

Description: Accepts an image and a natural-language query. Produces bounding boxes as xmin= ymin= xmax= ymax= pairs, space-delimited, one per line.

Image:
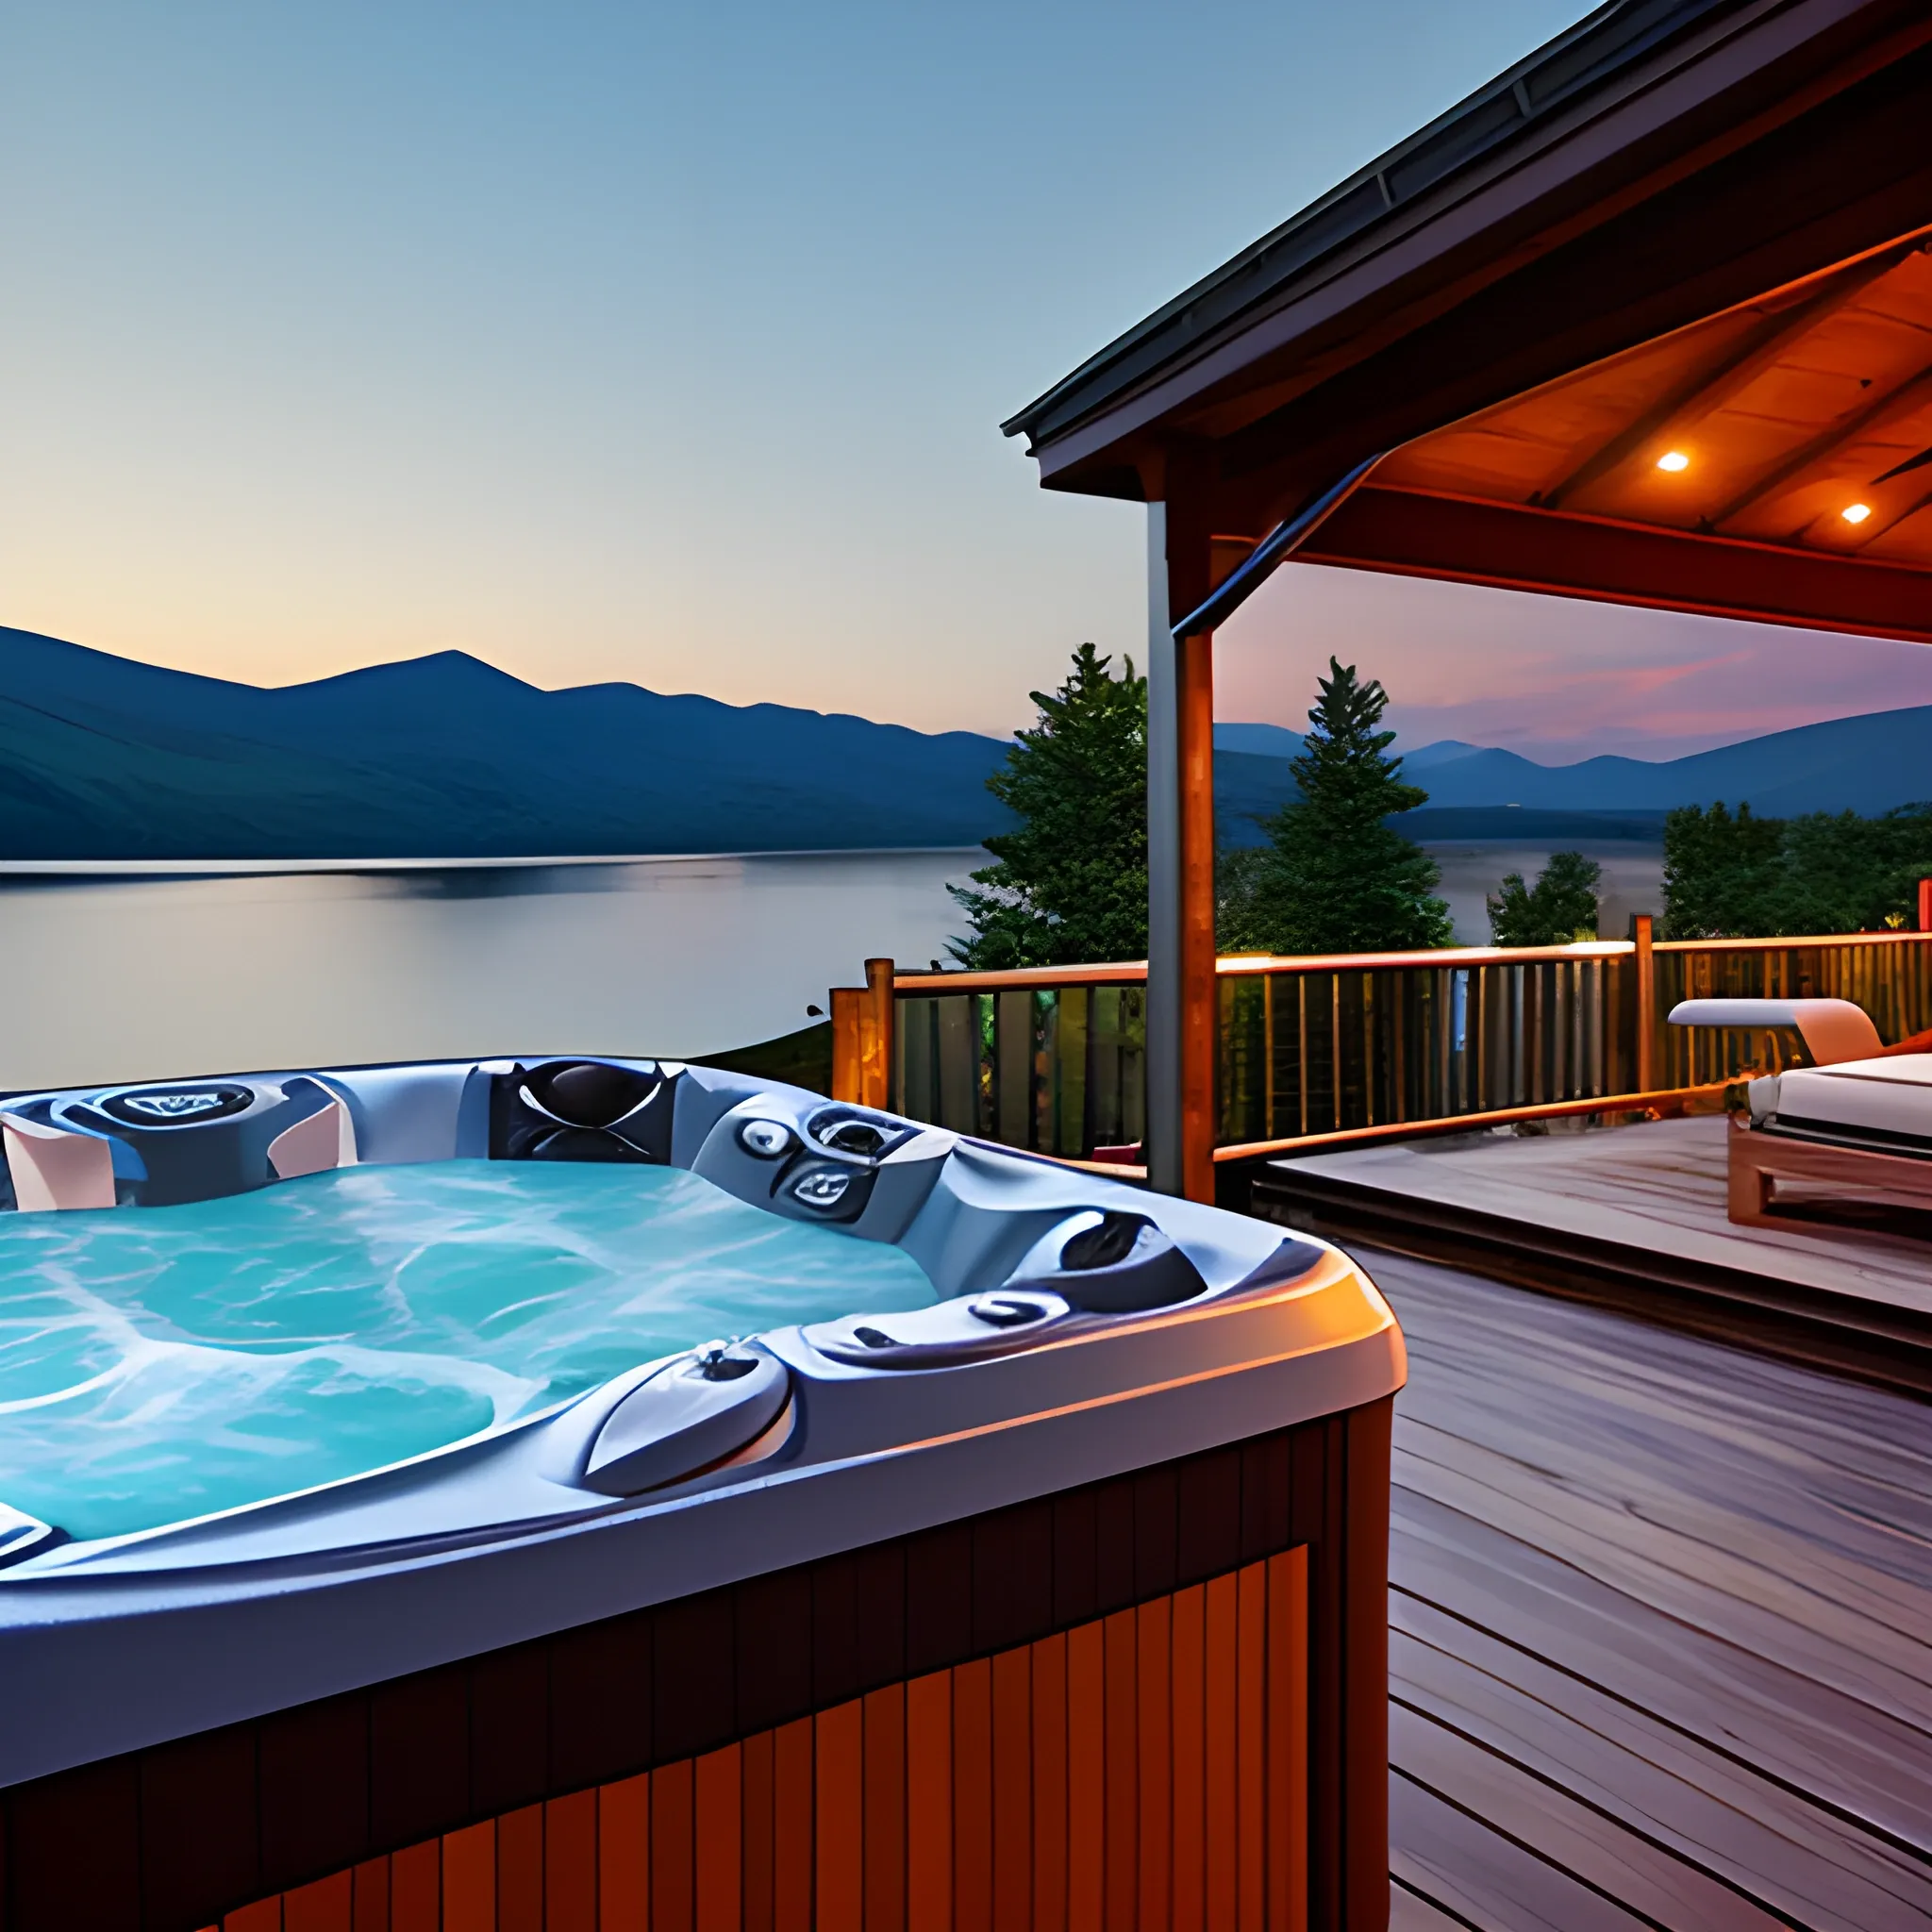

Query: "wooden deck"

xmin=1377 ymin=1249 xmax=1932 ymax=1931
xmin=1252 ymin=1115 xmax=1932 ymax=1391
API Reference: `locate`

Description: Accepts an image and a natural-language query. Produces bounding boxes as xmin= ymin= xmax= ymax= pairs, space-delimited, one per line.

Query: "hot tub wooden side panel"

xmin=216 ymin=1550 xmax=1305 ymax=1932
xmin=0 ymin=1399 xmax=1392 ymax=1932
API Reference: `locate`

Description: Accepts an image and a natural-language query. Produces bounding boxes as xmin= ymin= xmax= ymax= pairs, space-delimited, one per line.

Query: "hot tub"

xmin=0 ymin=1056 xmax=1403 ymax=1932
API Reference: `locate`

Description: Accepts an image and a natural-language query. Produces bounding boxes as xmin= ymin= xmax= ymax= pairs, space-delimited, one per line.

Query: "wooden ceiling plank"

xmin=1704 ymin=356 xmax=1932 ymax=529
xmin=1536 ymin=250 xmax=1907 ymax=510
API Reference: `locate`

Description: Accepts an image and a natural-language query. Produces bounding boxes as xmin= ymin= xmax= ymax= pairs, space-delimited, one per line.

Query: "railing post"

xmin=1920 ymin=877 xmax=1932 ymax=932
xmin=863 ymin=958 xmax=895 ymax=1111
xmin=1632 ymin=912 xmax=1656 ymax=1091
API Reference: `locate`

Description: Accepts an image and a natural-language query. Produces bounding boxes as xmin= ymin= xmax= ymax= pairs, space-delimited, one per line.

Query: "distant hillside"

xmin=1213 ymin=722 xmax=1305 ymax=758
xmin=1215 ymin=706 xmax=1932 ymax=829
xmin=1213 ymin=722 xmax=1480 ymax=770
xmin=1406 ymin=707 xmax=1932 ymax=815
xmin=0 ymin=629 xmax=1019 ymax=858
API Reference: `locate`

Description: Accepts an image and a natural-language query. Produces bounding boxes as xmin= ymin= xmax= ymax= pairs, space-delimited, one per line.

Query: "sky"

xmin=4 ymin=0 xmax=1929 ymax=765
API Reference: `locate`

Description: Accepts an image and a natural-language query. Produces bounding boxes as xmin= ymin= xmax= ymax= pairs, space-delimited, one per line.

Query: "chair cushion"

xmin=1764 ymin=1053 xmax=1932 ymax=1151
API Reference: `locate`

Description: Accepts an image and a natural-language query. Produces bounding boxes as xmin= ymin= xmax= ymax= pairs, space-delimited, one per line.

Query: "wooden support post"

xmin=831 ymin=962 xmax=896 ymax=1108
xmin=1632 ymin=912 xmax=1657 ymax=1092
xmin=1920 ymin=876 xmax=1932 ymax=933
xmin=1146 ymin=494 xmax=1220 ymax=1204
xmin=830 ymin=987 xmax=863 ymax=1103
xmin=1176 ymin=630 xmax=1217 ymax=1204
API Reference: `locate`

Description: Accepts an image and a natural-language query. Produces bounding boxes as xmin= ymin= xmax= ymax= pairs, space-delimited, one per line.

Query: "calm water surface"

xmin=0 ymin=840 xmax=1663 ymax=1091
xmin=1425 ymin=840 xmax=1664 ymax=944
xmin=0 ymin=851 xmax=985 ymax=1091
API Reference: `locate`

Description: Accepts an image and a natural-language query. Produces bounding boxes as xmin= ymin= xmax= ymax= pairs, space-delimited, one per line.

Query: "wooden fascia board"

xmin=1026 ymin=0 xmax=1922 ymax=493
xmin=1293 ymin=485 xmax=1932 ymax=644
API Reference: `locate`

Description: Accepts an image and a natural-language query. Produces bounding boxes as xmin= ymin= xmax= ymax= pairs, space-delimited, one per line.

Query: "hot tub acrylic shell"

xmin=0 ymin=1055 xmax=1406 ymax=1932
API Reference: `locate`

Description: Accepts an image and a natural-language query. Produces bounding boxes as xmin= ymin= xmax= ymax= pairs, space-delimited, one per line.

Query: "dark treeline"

xmin=948 ymin=644 xmax=1932 ymax=970
xmin=1662 ymin=801 xmax=1932 ymax=938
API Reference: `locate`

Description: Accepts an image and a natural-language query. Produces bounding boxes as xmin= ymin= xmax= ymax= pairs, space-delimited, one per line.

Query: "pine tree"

xmin=1488 ymin=851 xmax=1603 ymax=945
xmin=948 ymin=643 xmax=1147 ymax=967
xmin=1230 ymin=658 xmax=1452 ymax=955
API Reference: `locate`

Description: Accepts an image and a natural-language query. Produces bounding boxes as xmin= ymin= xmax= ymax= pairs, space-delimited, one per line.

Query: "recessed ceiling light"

xmin=1656 ymin=451 xmax=1690 ymax=472
xmin=1842 ymin=503 xmax=1873 ymax=525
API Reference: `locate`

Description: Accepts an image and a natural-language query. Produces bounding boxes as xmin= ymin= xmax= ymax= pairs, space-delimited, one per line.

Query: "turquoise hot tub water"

xmin=0 ymin=1161 xmax=939 ymax=1543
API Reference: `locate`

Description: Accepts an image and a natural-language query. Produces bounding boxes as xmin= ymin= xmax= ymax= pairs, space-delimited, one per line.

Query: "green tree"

xmin=1488 ymin=851 xmax=1603 ymax=946
xmin=1228 ymin=658 xmax=1452 ymax=955
xmin=948 ymin=642 xmax=1147 ymax=968
xmin=1664 ymin=800 xmax=1932 ymax=936
xmin=1661 ymin=801 xmax=1786 ymax=938
xmin=1215 ymin=840 xmax=1272 ymax=953
xmin=1778 ymin=807 xmax=1932 ymax=932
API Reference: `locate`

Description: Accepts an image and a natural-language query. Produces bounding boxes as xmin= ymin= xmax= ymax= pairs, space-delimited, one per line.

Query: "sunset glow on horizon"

xmin=4 ymin=0 xmax=1925 ymax=758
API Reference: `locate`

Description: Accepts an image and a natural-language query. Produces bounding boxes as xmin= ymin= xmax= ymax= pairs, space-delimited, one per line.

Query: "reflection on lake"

xmin=0 ymin=851 xmax=986 ymax=1091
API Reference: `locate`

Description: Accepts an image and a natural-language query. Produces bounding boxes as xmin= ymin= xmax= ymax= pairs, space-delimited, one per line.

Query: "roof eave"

xmin=1001 ymin=0 xmax=1886 ymax=473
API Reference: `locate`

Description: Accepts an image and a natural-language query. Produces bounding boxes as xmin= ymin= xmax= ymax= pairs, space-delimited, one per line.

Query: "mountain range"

xmin=0 ymin=625 xmax=1925 ymax=858
xmin=1213 ymin=707 xmax=1932 ymax=832
xmin=0 ymin=627 xmax=1015 ymax=858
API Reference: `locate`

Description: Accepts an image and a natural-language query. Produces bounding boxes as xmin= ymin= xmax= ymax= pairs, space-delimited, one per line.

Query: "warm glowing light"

xmin=1842 ymin=502 xmax=1873 ymax=525
xmin=1656 ymin=450 xmax=1690 ymax=472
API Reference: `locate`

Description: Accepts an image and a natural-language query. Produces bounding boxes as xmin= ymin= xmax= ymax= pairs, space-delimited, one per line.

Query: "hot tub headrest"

xmin=489 ymin=1058 xmax=677 ymax=1164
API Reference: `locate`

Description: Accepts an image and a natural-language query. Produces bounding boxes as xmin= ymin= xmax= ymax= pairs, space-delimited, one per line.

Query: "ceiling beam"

xmin=1536 ymin=250 xmax=1908 ymax=510
xmin=1291 ymin=484 xmax=1932 ymax=643
xmin=1704 ymin=358 xmax=1932 ymax=530
xmin=1872 ymin=440 xmax=1932 ymax=484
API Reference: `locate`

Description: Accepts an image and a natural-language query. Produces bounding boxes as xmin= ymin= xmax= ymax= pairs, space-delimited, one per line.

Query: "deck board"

xmin=1280 ymin=1115 xmax=1932 ymax=1312
xmin=1379 ymin=1251 xmax=1932 ymax=1930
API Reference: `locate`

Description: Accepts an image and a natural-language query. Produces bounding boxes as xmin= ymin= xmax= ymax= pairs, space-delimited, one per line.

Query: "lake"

xmin=1425 ymin=839 xmax=1665 ymax=945
xmin=0 ymin=851 xmax=988 ymax=1091
xmin=0 ymin=837 xmax=1663 ymax=1092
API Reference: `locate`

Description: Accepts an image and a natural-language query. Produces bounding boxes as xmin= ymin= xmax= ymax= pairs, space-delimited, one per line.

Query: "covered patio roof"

xmin=1002 ymin=0 xmax=1932 ymax=1199
xmin=1303 ymin=240 xmax=1932 ymax=642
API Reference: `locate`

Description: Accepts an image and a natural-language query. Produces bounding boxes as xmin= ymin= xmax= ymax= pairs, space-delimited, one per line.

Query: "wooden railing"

xmin=831 ymin=926 xmax=1932 ymax=1168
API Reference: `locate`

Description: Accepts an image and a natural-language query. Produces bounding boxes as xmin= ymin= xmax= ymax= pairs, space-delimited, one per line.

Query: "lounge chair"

xmin=1668 ymin=998 xmax=1932 ymax=1229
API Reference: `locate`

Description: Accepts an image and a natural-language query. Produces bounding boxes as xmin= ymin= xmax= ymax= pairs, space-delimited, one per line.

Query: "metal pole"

xmin=1145 ymin=502 xmax=1184 ymax=1196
